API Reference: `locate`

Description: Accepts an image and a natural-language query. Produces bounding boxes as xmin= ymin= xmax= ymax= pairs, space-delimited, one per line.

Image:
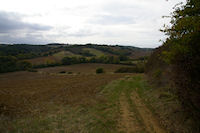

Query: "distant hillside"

xmin=0 ymin=43 xmax=152 ymax=60
xmin=0 ymin=43 xmax=153 ymax=73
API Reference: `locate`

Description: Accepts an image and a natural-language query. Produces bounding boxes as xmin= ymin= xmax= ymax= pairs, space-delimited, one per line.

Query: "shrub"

xmin=115 ymin=67 xmax=134 ymax=73
xmin=27 ymin=69 xmax=38 ymax=72
xmin=17 ymin=61 xmax=32 ymax=70
xmin=153 ymin=69 xmax=162 ymax=79
xmin=115 ymin=66 xmax=144 ymax=73
xmin=96 ymin=68 xmax=104 ymax=74
xmin=59 ymin=71 xmax=66 ymax=73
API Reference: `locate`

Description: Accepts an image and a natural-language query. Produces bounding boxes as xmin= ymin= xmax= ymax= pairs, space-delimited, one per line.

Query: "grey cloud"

xmin=0 ymin=11 xmax=52 ymax=44
xmin=0 ymin=11 xmax=52 ymax=33
xmin=0 ymin=33 xmax=51 ymax=44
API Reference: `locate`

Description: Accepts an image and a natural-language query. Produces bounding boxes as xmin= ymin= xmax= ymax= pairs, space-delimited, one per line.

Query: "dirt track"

xmin=119 ymin=91 xmax=167 ymax=133
xmin=118 ymin=93 xmax=142 ymax=133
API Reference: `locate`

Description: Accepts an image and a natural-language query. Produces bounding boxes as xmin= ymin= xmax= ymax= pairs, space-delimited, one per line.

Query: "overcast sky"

xmin=0 ymin=0 xmax=185 ymax=48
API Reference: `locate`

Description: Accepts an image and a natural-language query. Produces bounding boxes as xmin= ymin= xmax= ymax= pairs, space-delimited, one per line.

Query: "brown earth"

xmin=0 ymin=64 xmax=132 ymax=117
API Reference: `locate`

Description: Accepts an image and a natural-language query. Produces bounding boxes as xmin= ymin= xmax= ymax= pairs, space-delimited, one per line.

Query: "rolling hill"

xmin=0 ymin=43 xmax=153 ymax=73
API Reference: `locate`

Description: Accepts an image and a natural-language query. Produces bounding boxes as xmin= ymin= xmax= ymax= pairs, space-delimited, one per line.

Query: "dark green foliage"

xmin=119 ymin=61 xmax=135 ymax=66
xmin=116 ymin=60 xmax=145 ymax=73
xmin=115 ymin=67 xmax=134 ymax=73
xmin=88 ymin=56 xmax=120 ymax=64
xmin=67 ymin=72 xmax=73 ymax=74
xmin=62 ymin=57 xmax=75 ymax=65
xmin=33 ymin=64 xmax=47 ymax=68
xmin=96 ymin=68 xmax=104 ymax=74
xmin=79 ymin=50 xmax=94 ymax=57
xmin=0 ymin=56 xmax=32 ymax=73
xmin=119 ymin=54 xmax=129 ymax=61
xmin=0 ymin=44 xmax=54 ymax=59
xmin=64 ymin=45 xmax=84 ymax=55
xmin=147 ymin=0 xmax=200 ymax=126
xmin=27 ymin=69 xmax=38 ymax=72
xmin=137 ymin=56 xmax=148 ymax=61
xmin=153 ymin=69 xmax=162 ymax=79
xmin=17 ymin=61 xmax=32 ymax=70
xmin=61 ymin=56 xmax=87 ymax=65
xmin=59 ymin=71 xmax=66 ymax=73
xmin=161 ymin=0 xmax=200 ymax=116
xmin=0 ymin=56 xmax=17 ymax=73
xmin=135 ymin=62 xmax=145 ymax=73
xmin=33 ymin=62 xmax=62 ymax=69
xmin=115 ymin=66 xmax=144 ymax=73
xmin=61 ymin=56 xmax=120 ymax=66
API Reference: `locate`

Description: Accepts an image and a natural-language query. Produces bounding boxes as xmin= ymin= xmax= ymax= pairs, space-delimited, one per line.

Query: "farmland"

xmin=0 ymin=64 xmax=131 ymax=115
xmin=0 ymin=62 xmax=168 ymax=133
xmin=0 ymin=44 xmax=155 ymax=132
xmin=0 ymin=63 xmax=135 ymax=132
xmin=0 ymin=65 xmax=170 ymax=132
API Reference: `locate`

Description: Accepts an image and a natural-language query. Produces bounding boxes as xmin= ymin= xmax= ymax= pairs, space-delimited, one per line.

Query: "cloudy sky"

xmin=0 ymin=0 xmax=185 ymax=48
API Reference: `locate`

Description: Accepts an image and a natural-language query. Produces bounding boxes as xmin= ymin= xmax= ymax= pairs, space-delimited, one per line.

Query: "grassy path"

xmin=107 ymin=74 xmax=167 ymax=133
xmin=130 ymin=91 xmax=166 ymax=133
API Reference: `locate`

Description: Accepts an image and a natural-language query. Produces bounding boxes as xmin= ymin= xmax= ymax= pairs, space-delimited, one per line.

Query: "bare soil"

xmin=0 ymin=64 xmax=132 ymax=117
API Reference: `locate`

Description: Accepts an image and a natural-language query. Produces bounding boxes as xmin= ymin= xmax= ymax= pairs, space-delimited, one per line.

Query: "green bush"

xmin=96 ymin=68 xmax=104 ymax=74
xmin=153 ymin=69 xmax=162 ymax=79
xmin=68 ymin=72 xmax=73 ymax=74
xmin=17 ymin=61 xmax=32 ymax=70
xmin=115 ymin=67 xmax=134 ymax=73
